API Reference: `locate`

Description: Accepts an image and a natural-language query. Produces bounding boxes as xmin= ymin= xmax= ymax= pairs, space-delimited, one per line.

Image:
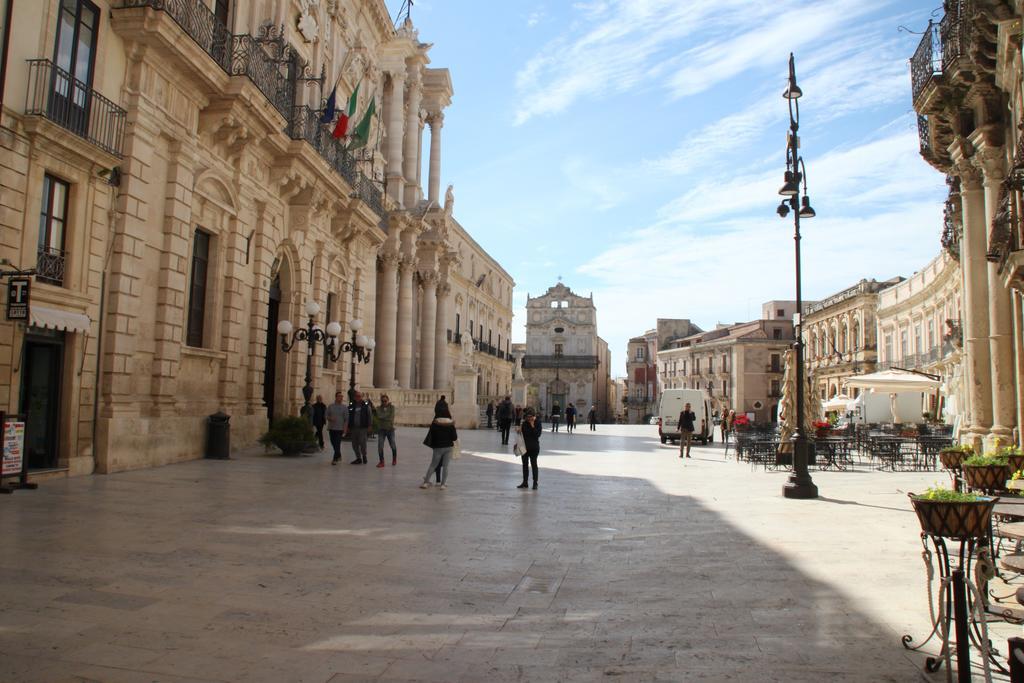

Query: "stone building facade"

xmin=521 ymin=283 xmax=608 ymax=419
xmin=804 ymin=278 xmax=898 ymax=401
xmin=876 ymin=252 xmax=964 ymax=422
xmin=911 ymin=1 xmax=1024 ymax=448
xmin=657 ymin=314 xmax=795 ymax=424
xmin=623 ymin=319 xmax=701 ymax=423
xmin=0 ymin=0 xmax=511 ymax=476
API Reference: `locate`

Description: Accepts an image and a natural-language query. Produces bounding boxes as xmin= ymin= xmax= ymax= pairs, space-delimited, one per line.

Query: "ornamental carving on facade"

xmin=941 ymin=174 xmax=963 ymax=261
xmin=297 ymin=0 xmax=320 ymax=43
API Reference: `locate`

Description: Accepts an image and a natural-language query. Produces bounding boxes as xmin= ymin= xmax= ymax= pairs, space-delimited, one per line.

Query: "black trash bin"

xmin=206 ymin=411 xmax=230 ymax=459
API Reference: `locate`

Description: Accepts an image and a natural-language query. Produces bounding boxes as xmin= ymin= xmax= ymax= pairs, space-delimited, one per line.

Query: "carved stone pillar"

xmin=427 ymin=112 xmax=443 ymax=206
xmin=386 ymin=71 xmax=406 ymax=206
xmin=976 ymin=145 xmax=1015 ymax=441
xmin=374 ymin=250 xmax=400 ymax=388
xmin=954 ymin=155 xmax=993 ymax=440
xmin=434 ymin=282 xmax=451 ymax=390
xmin=396 ymin=255 xmax=416 ymax=387
xmin=150 ymin=139 xmax=195 ymax=414
xmin=403 ymin=69 xmax=423 ymax=207
xmin=418 ymin=271 xmax=438 ymax=389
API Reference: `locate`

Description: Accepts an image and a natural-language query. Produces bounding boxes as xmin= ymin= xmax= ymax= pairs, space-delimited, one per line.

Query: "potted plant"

xmin=909 ymin=487 xmax=998 ymax=540
xmin=259 ymin=416 xmax=316 ymax=456
xmin=939 ymin=444 xmax=974 ymax=471
xmin=994 ymin=446 xmax=1024 ymax=476
xmin=961 ymin=453 xmax=1011 ymax=492
xmin=812 ymin=420 xmax=831 ymax=438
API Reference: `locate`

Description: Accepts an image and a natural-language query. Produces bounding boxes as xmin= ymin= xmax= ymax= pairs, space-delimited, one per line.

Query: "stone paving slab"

xmin=0 ymin=424 xmax=1010 ymax=681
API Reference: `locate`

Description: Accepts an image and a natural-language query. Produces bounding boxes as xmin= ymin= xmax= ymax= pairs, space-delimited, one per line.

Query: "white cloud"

xmin=580 ymin=126 xmax=946 ymax=374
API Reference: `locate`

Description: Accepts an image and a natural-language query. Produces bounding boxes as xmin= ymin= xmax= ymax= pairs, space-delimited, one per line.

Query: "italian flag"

xmin=332 ymin=83 xmax=360 ymax=139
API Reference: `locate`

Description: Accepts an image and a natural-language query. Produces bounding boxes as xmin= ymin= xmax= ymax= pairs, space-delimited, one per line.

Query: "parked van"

xmin=657 ymin=389 xmax=712 ymax=445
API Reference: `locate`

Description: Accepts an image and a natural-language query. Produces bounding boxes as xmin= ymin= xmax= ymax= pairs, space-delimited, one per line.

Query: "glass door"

xmin=51 ymin=0 xmax=99 ymax=138
xmin=20 ymin=335 xmax=65 ymax=470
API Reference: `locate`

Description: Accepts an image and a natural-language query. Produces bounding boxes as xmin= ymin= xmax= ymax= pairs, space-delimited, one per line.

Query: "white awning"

xmin=29 ymin=306 xmax=91 ymax=333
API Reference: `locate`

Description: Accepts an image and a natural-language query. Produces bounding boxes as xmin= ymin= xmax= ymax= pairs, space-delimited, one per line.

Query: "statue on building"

xmin=444 ymin=184 xmax=455 ymax=216
xmin=460 ymin=331 xmax=475 ymax=368
xmin=513 ymin=353 xmax=524 ymax=380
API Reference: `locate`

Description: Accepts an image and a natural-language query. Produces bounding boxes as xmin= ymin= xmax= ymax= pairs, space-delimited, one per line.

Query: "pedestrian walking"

xmin=588 ymin=404 xmax=597 ymax=431
xmin=497 ymin=395 xmax=514 ymax=444
xmin=312 ymin=395 xmax=327 ymax=449
xmin=550 ymin=402 xmax=561 ymax=432
xmin=326 ymin=391 xmax=347 ymax=465
xmin=375 ymin=394 xmax=398 ymax=467
xmin=678 ymin=402 xmax=696 ymax=459
xmin=343 ymin=391 xmax=372 ymax=464
xmin=565 ymin=403 xmax=577 ymax=434
xmin=486 ymin=401 xmax=495 ymax=429
xmin=517 ymin=409 xmax=542 ymax=490
xmin=420 ymin=403 xmax=458 ymax=490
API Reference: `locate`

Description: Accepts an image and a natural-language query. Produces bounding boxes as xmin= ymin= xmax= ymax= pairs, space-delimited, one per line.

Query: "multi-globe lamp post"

xmin=276 ymin=301 xmax=375 ymax=415
xmin=775 ymin=53 xmax=818 ymax=500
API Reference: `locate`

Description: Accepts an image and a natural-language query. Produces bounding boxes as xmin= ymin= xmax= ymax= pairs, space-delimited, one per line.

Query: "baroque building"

xmin=875 ymin=252 xmax=964 ymax=422
xmin=0 ymin=0 xmax=511 ymax=476
xmin=657 ymin=304 xmax=796 ymax=424
xmin=804 ymin=278 xmax=898 ymax=401
xmin=910 ymin=0 xmax=1023 ymax=447
xmin=521 ymin=283 xmax=610 ymax=419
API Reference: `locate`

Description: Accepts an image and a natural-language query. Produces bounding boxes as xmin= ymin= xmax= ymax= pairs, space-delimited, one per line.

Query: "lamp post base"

xmin=782 ymin=478 xmax=819 ymax=499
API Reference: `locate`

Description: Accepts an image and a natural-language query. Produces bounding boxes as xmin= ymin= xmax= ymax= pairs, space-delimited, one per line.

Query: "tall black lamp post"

xmin=276 ymin=302 xmax=375 ymax=413
xmin=776 ymin=53 xmax=818 ymax=500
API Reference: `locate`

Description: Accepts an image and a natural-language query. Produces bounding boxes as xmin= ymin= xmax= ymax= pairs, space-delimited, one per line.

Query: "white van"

xmin=657 ymin=389 xmax=712 ymax=445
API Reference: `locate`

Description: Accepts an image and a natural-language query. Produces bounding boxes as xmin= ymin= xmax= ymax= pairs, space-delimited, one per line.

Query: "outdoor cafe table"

xmin=814 ymin=437 xmax=853 ymax=470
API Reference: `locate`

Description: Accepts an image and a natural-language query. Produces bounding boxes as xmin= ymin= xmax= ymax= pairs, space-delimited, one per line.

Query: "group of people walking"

xmin=546 ymin=402 xmax=598 ymax=433
xmin=310 ymin=391 xmax=398 ymax=467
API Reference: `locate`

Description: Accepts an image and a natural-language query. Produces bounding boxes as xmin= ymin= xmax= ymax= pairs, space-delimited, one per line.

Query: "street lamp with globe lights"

xmin=776 ymin=53 xmax=818 ymax=500
xmin=276 ymin=303 xmax=375 ymax=415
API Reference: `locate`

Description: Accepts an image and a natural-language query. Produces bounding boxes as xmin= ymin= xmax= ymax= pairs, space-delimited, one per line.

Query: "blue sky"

xmin=386 ymin=0 xmax=947 ymax=377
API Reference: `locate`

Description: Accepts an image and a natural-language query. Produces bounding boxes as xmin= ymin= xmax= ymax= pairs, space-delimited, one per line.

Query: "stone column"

xmin=395 ymin=255 xmax=416 ymax=387
xmin=427 ymin=112 xmax=443 ymax=206
xmin=418 ymin=271 xmax=438 ymax=389
xmin=977 ymin=146 xmax=1016 ymax=441
xmin=402 ymin=69 xmax=422 ymax=207
xmin=954 ymin=157 xmax=993 ymax=441
xmin=373 ymin=250 xmax=400 ymax=388
xmin=386 ymin=70 xmax=406 ymax=206
xmin=434 ymin=282 xmax=450 ymax=390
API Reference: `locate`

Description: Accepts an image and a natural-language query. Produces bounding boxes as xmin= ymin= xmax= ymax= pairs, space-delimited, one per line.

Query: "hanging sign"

xmin=6 ymin=277 xmax=30 ymax=321
xmin=2 ymin=421 xmax=25 ymax=477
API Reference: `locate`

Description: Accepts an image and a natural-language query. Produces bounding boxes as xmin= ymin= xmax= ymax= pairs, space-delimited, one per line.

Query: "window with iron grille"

xmin=38 ymin=174 xmax=69 ymax=286
xmin=186 ymin=229 xmax=211 ymax=347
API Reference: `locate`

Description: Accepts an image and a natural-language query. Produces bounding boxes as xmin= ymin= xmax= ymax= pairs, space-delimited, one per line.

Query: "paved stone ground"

xmin=0 ymin=424 xmax=1015 ymax=682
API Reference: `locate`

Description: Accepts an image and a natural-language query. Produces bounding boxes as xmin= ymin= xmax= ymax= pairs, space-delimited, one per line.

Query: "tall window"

xmin=770 ymin=353 xmax=781 ymax=372
xmin=927 ymin=319 xmax=935 ymax=350
xmin=53 ymin=0 xmax=99 ymax=135
xmin=773 ymin=327 xmax=782 ymax=340
xmin=900 ymin=329 xmax=908 ymax=359
xmin=884 ymin=333 xmax=893 ymax=362
xmin=708 ymin=358 xmax=714 ymax=374
xmin=694 ymin=358 xmax=701 ymax=374
xmin=469 ymin=319 xmax=474 ymax=339
xmin=914 ymin=324 xmax=922 ymax=355
xmin=186 ymin=229 xmax=211 ymax=347
xmin=455 ymin=313 xmax=460 ymax=335
xmin=771 ymin=379 xmax=780 ymax=396
xmin=38 ymin=175 xmax=69 ymax=286
xmin=554 ymin=343 xmax=563 ymax=355
xmin=634 ymin=346 xmax=644 ymax=361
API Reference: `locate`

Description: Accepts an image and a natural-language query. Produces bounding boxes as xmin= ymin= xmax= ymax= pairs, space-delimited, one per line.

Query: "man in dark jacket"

xmin=518 ymin=409 xmax=542 ymax=490
xmin=678 ymin=402 xmax=696 ymax=459
xmin=311 ymin=395 xmax=327 ymax=449
xmin=486 ymin=401 xmax=495 ymax=429
xmin=343 ymin=391 xmax=373 ymax=464
xmin=496 ymin=396 xmax=514 ymax=445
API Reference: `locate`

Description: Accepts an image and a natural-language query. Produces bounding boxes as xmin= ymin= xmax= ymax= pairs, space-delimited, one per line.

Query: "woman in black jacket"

xmin=420 ymin=404 xmax=458 ymax=490
xmin=518 ymin=409 xmax=542 ymax=490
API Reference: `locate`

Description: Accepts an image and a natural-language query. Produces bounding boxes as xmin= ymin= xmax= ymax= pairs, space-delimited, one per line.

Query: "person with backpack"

xmin=420 ymin=403 xmax=458 ymax=490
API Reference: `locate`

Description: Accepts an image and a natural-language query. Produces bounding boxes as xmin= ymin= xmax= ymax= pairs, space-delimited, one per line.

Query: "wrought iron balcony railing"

xmin=231 ymin=34 xmax=294 ymax=118
xmin=25 ymin=60 xmax=126 ymax=158
xmin=36 ymin=247 xmax=66 ymax=286
xmin=119 ymin=0 xmax=231 ymax=73
xmin=910 ymin=21 xmax=941 ymax=104
xmin=288 ymin=106 xmax=384 ymax=218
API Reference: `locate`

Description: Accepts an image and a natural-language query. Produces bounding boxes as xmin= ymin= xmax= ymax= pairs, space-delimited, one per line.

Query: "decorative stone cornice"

xmin=973 ymin=143 xmax=1007 ymax=183
xmin=953 ymin=156 xmax=984 ymax=190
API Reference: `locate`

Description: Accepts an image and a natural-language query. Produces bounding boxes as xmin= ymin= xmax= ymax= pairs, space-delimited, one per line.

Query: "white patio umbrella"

xmin=844 ymin=369 xmax=940 ymax=424
xmin=822 ymin=394 xmax=853 ymax=413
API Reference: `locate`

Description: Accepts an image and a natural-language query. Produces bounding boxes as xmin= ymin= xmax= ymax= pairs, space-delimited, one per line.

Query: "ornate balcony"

xmin=910 ymin=21 xmax=941 ymax=106
xmin=36 ymin=247 xmax=66 ymax=286
xmin=25 ymin=60 xmax=126 ymax=158
xmin=118 ymin=0 xmax=231 ymax=73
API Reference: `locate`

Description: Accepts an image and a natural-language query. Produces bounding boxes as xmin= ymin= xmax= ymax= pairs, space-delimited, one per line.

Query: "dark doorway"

xmin=264 ymin=274 xmax=281 ymax=423
xmin=20 ymin=331 xmax=65 ymax=469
